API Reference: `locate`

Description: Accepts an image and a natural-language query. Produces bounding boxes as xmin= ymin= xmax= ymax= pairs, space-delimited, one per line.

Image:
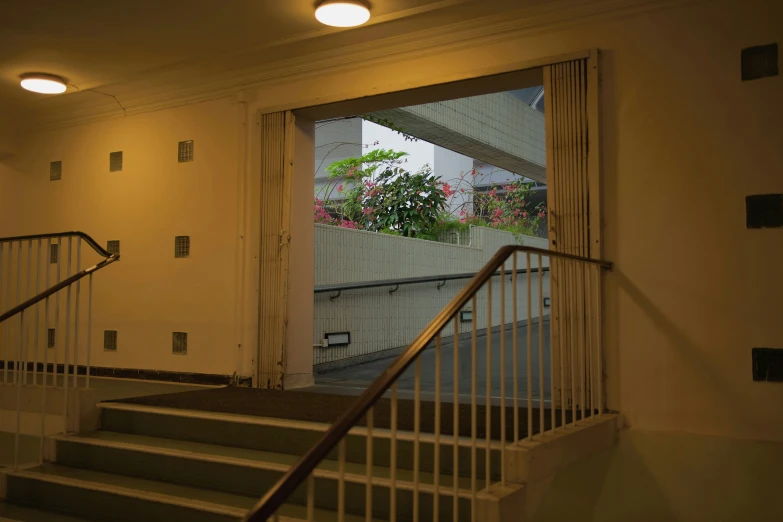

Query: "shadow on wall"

xmin=612 ymin=270 xmax=755 ymax=435
xmin=533 ymin=430 xmax=783 ymax=522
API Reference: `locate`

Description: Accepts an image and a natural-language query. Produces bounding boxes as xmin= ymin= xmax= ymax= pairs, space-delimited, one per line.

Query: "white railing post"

xmin=33 ymin=239 xmax=42 ymax=385
xmin=86 ymin=273 xmax=93 ymax=388
xmin=526 ymin=253 xmax=532 ymax=439
xmin=62 ymin=237 xmax=72 ymax=434
xmin=538 ymin=254 xmax=545 ymax=433
xmin=73 ymin=237 xmax=81 ymax=389
xmin=40 ymin=238 xmax=51 ymax=464
xmin=14 ymin=309 xmax=25 ymax=469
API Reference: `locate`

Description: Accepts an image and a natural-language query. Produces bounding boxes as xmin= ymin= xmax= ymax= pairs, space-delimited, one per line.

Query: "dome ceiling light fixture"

xmin=315 ymin=0 xmax=371 ymax=27
xmin=20 ymin=73 xmax=67 ymax=94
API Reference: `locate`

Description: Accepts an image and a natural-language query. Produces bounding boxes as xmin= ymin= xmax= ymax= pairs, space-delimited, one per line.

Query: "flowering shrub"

xmin=314 ymin=149 xmax=547 ymax=241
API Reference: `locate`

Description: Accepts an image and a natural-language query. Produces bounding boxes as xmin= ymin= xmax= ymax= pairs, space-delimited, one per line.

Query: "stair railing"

xmin=246 ymin=244 xmax=612 ymax=522
xmin=0 ymin=232 xmax=120 ymax=469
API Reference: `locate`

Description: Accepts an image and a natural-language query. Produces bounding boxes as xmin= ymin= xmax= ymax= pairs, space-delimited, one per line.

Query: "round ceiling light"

xmin=20 ymin=74 xmax=67 ymax=94
xmin=315 ymin=0 xmax=370 ymax=27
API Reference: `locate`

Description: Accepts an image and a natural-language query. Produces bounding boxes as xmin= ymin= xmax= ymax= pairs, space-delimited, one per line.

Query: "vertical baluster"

xmin=366 ymin=407 xmax=373 ymax=522
xmin=338 ymin=439 xmax=346 ymax=522
xmin=548 ymin=258 xmax=556 ymax=431
xmin=87 ymin=273 xmax=93 ymax=388
xmin=526 ymin=253 xmax=532 ymax=439
xmin=452 ymin=318 xmax=459 ymax=522
xmin=390 ymin=382 xmax=398 ymax=522
xmin=14 ymin=309 xmax=25 ymax=469
xmin=54 ymin=239 xmax=61 ymax=389
xmin=570 ymin=261 xmax=577 ymax=425
xmin=559 ymin=260 xmax=566 ymax=429
xmin=14 ymin=242 xmax=21 ymax=384
xmin=73 ymin=237 xmax=81 ymax=388
xmin=585 ymin=263 xmax=593 ymax=417
xmin=433 ymin=334 xmax=441 ymax=522
xmin=538 ymin=255 xmax=545 ymax=432
xmin=485 ymin=278 xmax=491 ymax=491
xmin=23 ymin=240 xmax=31 ymax=384
xmin=33 ymin=239 xmax=42 ymax=385
xmin=595 ymin=265 xmax=603 ymax=415
xmin=413 ymin=357 xmax=421 ymax=522
xmin=3 ymin=242 xmax=11 ymax=384
xmin=63 ymin=237 xmax=72 ymax=433
xmin=40 ymin=239 xmax=51 ymax=464
xmin=579 ymin=262 xmax=586 ymax=422
xmin=470 ymin=295 xmax=477 ymax=522
xmin=0 ymin=242 xmax=4 ymax=384
xmin=499 ymin=265 xmax=506 ymax=485
xmin=306 ymin=474 xmax=315 ymax=522
xmin=512 ymin=253 xmax=519 ymax=443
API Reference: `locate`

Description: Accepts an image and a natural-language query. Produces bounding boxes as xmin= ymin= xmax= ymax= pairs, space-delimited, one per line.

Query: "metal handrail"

xmin=315 ymin=266 xmax=550 ymax=294
xmin=0 ymin=232 xmax=119 ymax=324
xmin=245 ymin=244 xmax=612 ymax=521
xmin=0 ymin=231 xmax=113 ymax=258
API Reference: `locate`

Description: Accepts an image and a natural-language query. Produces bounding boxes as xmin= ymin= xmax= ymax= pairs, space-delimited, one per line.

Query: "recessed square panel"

xmin=741 ymin=43 xmax=778 ymax=81
xmin=50 ymin=161 xmax=62 ymax=181
xmin=109 ymin=151 xmax=123 ymax=172
xmin=178 ymin=140 xmax=194 ymax=163
xmin=175 ymin=236 xmax=190 ymax=258
xmin=107 ymin=240 xmax=120 ymax=255
xmin=49 ymin=244 xmax=59 ymax=264
xmin=173 ymin=332 xmax=188 ymax=355
xmin=104 ymin=330 xmax=118 ymax=351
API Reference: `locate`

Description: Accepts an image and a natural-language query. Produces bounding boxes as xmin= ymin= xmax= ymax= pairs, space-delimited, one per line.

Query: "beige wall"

xmin=0 ymin=98 xmax=244 ymax=377
xmin=253 ymin=0 xmax=783 ymax=442
xmin=1 ymin=0 xmax=781 ymax=440
xmin=534 ymin=429 xmax=783 ymax=522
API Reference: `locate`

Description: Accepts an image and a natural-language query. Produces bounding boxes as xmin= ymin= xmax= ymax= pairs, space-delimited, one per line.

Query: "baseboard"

xmin=0 ymin=361 xmax=252 ymax=387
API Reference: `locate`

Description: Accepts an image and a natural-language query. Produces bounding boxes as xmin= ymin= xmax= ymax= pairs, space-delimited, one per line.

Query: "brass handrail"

xmin=244 ymin=244 xmax=612 ymax=521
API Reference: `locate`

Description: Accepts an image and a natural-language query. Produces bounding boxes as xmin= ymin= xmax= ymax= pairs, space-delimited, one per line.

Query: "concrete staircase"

xmin=1 ymin=401 xmax=621 ymax=521
xmin=0 ymin=402 xmax=500 ymax=521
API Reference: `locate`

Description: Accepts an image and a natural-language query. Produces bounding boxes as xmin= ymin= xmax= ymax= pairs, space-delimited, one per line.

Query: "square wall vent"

xmin=178 ymin=140 xmax=194 ymax=163
xmin=174 ymin=236 xmax=190 ymax=258
xmin=172 ymin=332 xmax=188 ymax=355
xmin=49 ymin=244 xmax=59 ymax=264
xmin=107 ymin=240 xmax=120 ymax=255
xmin=48 ymin=328 xmax=56 ymax=348
xmin=104 ymin=330 xmax=118 ymax=351
xmin=50 ymin=161 xmax=62 ymax=181
xmin=109 ymin=151 xmax=123 ymax=172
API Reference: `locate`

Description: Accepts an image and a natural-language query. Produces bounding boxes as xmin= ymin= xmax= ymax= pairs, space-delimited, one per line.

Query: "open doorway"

xmin=305 ymin=70 xmax=551 ymax=399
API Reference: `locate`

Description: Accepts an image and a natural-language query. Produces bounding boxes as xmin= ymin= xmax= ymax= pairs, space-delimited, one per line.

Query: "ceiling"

xmin=0 ymin=0 xmax=528 ymax=125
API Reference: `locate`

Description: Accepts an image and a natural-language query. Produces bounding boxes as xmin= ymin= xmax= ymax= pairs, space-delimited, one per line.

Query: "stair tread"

xmin=10 ymin=464 xmax=376 ymax=522
xmin=0 ymin=502 xmax=93 ymax=522
xmin=59 ymin=431 xmax=474 ymax=493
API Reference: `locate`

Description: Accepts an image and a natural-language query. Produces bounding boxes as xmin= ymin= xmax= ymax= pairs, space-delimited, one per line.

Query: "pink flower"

xmin=514 ymin=209 xmax=521 ymax=217
xmin=362 ymin=208 xmax=374 ymax=215
xmin=337 ymin=185 xmax=344 ymax=193
xmin=522 ymin=212 xmax=528 ymax=218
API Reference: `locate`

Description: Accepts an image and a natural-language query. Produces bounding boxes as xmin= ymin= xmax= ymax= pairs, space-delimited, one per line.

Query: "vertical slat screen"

xmin=258 ymin=111 xmax=296 ymax=389
xmin=544 ymin=52 xmax=601 ymax=414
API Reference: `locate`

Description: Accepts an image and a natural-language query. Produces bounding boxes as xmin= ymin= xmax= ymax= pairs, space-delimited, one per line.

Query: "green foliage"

xmin=315 ymin=147 xmax=547 ymax=243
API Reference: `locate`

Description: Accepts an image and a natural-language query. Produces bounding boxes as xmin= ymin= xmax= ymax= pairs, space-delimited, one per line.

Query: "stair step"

xmin=0 ymin=502 xmax=93 ymax=522
xmin=3 ymin=464 xmax=373 ymax=522
xmin=98 ymin=402 xmax=501 ymax=481
xmin=52 ymin=431 xmax=474 ymax=520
